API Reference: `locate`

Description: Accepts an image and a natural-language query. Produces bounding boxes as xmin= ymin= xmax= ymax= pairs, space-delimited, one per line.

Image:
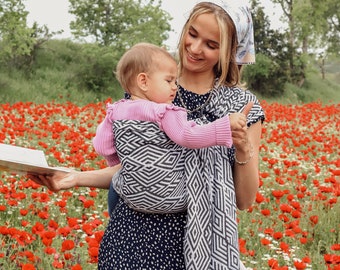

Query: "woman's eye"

xmin=189 ymin=31 xmax=197 ymax=38
xmin=207 ymin=42 xmax=219 ymax=50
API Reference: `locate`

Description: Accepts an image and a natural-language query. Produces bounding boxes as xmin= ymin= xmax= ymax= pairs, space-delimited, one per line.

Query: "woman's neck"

xmin=179 ymin=70 xmax=215 ymax=95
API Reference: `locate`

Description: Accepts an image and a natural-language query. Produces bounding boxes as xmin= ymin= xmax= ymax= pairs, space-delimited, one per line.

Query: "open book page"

xmin=0 ymin=143 xmax=71 ymax=174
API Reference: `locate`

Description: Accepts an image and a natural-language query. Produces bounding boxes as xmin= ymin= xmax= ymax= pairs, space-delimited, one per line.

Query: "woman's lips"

xmin=186 ymin=50 xmax=201 ymax=62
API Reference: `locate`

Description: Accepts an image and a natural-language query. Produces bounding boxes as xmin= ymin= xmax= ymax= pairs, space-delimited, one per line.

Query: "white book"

xmin=0 ymin=143 xmax=70 ymax=174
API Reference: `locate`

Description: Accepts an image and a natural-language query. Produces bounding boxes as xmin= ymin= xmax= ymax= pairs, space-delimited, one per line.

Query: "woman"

xmin=30 ymin=1 xmax=264 ymax=269
xmin=168 ymin=2 xmax=263 ymax=269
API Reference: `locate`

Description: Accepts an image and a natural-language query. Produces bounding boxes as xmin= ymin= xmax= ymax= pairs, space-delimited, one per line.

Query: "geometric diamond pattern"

xmin=110 ymin=85 xmax=265 ymax=269
xmin=113 ymin=120 xmax=188 ymax=214
xmin=112 ymin=119 xmax=240 ymax=269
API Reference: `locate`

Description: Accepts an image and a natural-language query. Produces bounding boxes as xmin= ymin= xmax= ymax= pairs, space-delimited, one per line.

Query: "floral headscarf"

xmin=207 ymin=0 xmax=256 ymax=64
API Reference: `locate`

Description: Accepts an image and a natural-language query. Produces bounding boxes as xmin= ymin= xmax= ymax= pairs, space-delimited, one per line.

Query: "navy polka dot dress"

xmin=98 ymin=199 xmax=187 ymax=269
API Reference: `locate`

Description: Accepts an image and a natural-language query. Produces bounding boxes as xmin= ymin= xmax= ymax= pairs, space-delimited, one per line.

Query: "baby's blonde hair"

xmin=116 ymin=43 xmax=176 ymax=94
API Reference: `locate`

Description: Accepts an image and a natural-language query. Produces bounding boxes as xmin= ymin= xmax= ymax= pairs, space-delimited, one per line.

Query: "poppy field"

xmin=0 ymin=100 xmax=339 ymax=270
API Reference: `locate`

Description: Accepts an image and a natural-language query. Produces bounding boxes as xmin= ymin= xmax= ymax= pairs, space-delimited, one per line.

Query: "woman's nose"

xmin=190 ymin=41 xmax=202 ymax=54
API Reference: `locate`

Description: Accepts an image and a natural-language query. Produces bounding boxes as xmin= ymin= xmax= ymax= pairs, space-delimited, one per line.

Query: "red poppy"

xmin=260 ymin=238 xmax=271 ymax=246
xmin=71 ymin=265 xmax=82 ymax=270
xmin=21 ymin=264 xmax=36 ymax=270
xmin=309 ymin=215 xmax=319 ymax=225
xmin=268 ymin=258 xmax=279 ymax=268
xmin=280 ymin=204 xmax=292 ymax=213
xmin=38 ymin=211 xmax=49 ymax=220
xmin=261 ymin=209 xmax=271 ymax=216
xmin=61 ymin=239 xmax=75 ymax=252
xmin=299 ymin=237 xmax=308 ymax=244
xmin=331 ymin=244 xmax=340 ymax=251
xmin=20 ymin=209 xmax=29 ymax=216
xmin=64 ymin=252 xmax=74 ymax=260
xmin=273 ymin=231 xmax=283 ymax=240
xmin=44 ymin=247 xmax=56 ymax=255
xmin=294 ymin=260 xmax=306 ymax=269
xmin=83 ymin=199 xmax=95 ymax=208
xmin=280 ymin=241 xmax=290 ymax=254
xmin=48 ymin=220 xmax=59 ymax=230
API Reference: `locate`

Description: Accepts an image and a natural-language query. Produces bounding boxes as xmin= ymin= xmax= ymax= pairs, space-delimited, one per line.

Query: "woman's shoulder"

xmin=213 ymin=85 xmax=265 ymax=124
xmin=215 ymin=85 xmax=263 ymax=108
xmin=220 ymin=85 xmax=259 ymax=101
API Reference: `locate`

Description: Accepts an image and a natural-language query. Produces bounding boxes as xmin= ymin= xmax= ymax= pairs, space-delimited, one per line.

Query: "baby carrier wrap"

xmin=110 ymin=118 xmax=239 ymax=269
xmin=112 ymin=119 xmax=188 ymax=213
xmin=106 ymin=84 xmax=265 ymax=269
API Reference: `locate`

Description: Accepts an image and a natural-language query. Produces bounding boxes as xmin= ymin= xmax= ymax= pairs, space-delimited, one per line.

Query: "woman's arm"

xmin=28 ymin=164 xmax=121 ymax=192
xmin=232 ymin=121 xmax=262 ymax=210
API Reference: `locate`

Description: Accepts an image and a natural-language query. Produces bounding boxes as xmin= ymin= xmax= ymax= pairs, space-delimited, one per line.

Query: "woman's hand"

xmin=230 ymin=102 xmax=262 ymax=210
xmin=230 ymin=102 xmax=253 ymax=151
xmin=27 ymin=170 xmax=79 ymax=192
xmin=27 ymin=164 xmax=122 ymax=192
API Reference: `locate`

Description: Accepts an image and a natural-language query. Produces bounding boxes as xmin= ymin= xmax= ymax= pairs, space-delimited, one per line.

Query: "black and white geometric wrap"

xmin=112 ymin=119 xmax=188 ymax=214
xmin=111 ymin=85 xmax=265 ymax=270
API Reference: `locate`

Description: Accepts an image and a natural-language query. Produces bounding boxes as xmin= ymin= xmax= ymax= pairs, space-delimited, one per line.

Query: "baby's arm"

xmin=92 ymin=107 xmax=120 ymax=166
xmin=160 ymin=109 xmax=232 ymax=149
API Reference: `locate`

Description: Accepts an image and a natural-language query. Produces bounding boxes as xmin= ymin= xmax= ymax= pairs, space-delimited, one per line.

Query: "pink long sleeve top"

xmin=93 ymin=99 xmax=232 ymax=166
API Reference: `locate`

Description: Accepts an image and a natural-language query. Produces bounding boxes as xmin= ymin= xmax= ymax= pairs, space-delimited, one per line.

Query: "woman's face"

xmin=182 ymin=13 xmax=221 ymax=74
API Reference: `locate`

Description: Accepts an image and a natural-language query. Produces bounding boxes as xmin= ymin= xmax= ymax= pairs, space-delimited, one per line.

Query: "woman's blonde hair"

xmin=177 ymin=2 xmax=240 ymax=88
xmin=116 ymin=43 xmax=176 ymax=94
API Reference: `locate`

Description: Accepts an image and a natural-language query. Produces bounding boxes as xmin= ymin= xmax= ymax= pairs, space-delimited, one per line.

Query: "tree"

xmin=68 ymin=0 xmax=173 ymax=93
xmin=243 ymin=0 xmax=288 ymax=96
xmin=271 ymin=0 xmax=300 ymax=81
xmin=322 ymin=0 xmax=340 ymax=56
xmin=271 ymin=0 xmax=339 ymax=83
xmin=0 ymin=0 xmax=34 ymax=68
xmin=0 ymin=0 xmax=59 ymax=70
xmin=68 ymin=0 xmax=172 ymax=48
xmin=269 ymin=0 xmax=312 ymax=86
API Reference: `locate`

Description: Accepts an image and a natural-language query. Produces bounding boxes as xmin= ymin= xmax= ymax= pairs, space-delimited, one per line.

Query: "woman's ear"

xmin=136 ymin=73 xmax=148 ymax=92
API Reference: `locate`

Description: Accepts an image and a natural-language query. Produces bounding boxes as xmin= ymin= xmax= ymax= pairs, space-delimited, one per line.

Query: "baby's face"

xmin=146 ymin=58 xmax=178 ymax=104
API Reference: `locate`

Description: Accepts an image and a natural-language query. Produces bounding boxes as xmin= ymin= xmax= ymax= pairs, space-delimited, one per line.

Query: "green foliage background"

xmin=0 ymin=39 xmax=339 ymax=105
xmin=0 ymin=40 xmax=124 ymax=105
xmin=0 ymin=0 xmax=339 ymax=105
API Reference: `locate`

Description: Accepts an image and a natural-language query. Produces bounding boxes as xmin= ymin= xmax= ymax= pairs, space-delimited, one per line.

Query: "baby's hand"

xmin=229 ymin=112 xmax=247 ymax=130
xmin=229 ymin=102 xmax=254 ymax=130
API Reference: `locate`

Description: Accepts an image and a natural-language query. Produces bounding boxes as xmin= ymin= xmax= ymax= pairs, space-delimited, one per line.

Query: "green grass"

xmin=0 ymin=68 xmax=122 ymax=106
xmin=254 ymin=66 xmax=340 ymax=104
xmin=2 ymin=66 xmax=339 ymax=105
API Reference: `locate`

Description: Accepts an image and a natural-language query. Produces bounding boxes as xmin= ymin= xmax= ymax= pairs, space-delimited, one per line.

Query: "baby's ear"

xmin=136 ymin=73 xmax=148 ymax=92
